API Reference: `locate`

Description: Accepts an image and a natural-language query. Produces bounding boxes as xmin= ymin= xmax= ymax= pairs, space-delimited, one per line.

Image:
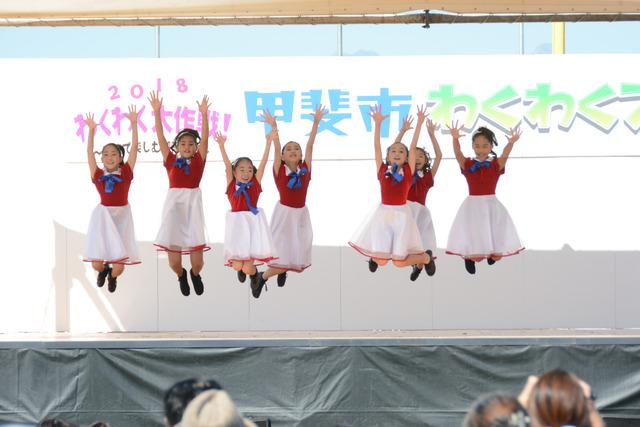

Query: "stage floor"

xmin=2 ymin=328 xmax=640 ymax=348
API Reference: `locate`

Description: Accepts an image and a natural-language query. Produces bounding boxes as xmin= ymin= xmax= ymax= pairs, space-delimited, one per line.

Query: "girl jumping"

xmin=445 ymin=123 xmax=524 ymax=274
xmin=255 ymin=106 xmax=326 ymax=290
xmin=149 ymin=91 xmax=211 ymax=296
xmin=349 ymin=105 xmax=432 ymax=273
xmin=216 ymin=130 xmax=277 ymax=299
xmin=83 ymin=105 xmax=140 ymax=293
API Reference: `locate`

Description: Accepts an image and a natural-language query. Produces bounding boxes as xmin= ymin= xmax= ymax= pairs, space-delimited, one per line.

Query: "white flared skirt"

xmin=155 ymin=188 xmax=210 ymax=254
xmin=224 ymin=208 xmax=278 ymax=266
xmin=349 ymin=203 xmax=425 ymax=261
xmin=407 ymin=201 xmax=437 ymax=252
xmin=446 ymin=195 xmax=524 ymax=259
xmin=267 ymin=202 xmax=313 ymax=272
xmin=84 ymin=204 xmax=140 ymax=265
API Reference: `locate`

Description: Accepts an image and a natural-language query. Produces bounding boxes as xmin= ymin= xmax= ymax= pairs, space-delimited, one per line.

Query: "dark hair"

xmin=101 ymin=143 xmax=126 ymax=166
xmin=164 ymin=378 xmax=223 ymax=426
xmin=385 ymin=142 xmax=409 ymax=165
xmin=281 ymin=141 xmax=302 ymax=164
xmin=170 ymin=128 xmax=201 ymax=153
xmin=463 ymin=393 xmax=531 ymax=427
xmin=415 ymin=147 xmax=432 ymax=173
xmin=88 ymin=423 xmax=113 ymax=427
xmin=39 ymin=419 xmax=76 ymax=427
xmin=472 ymin=126 xmax=498 ymax=158
xmin=231 ymin=157 xmax=258 ymax=175
xmin=529 ymin=369 xmax=590 ymax=427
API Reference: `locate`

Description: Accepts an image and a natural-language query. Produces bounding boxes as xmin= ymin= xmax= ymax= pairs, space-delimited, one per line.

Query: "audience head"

xmin=180 ymin=390 xmax=256 ymax=427
xmin=464 ymin=393 xmax=531 ymax=427
xmin=164 ymin=378 xmax=223 ymax=427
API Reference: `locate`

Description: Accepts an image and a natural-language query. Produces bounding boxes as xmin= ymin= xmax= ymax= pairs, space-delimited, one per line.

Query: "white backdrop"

xmin=0 ymin=55 xmax=639 ymax=332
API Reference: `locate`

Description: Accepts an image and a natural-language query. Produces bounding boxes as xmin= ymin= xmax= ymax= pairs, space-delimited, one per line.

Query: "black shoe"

xmin=277 ymin=272 xmax=287 ymax=287
xmin=97 ymin=264 xmax=110 ymax=288
xmin=410 ymin=265 xmax=422 ymax=282
xmin=107 ymin=270 xmax=117 ymax=293
xmin=464 ymin=259 xmax=476 ymax=275
xmin=487 ymin=257 xmax=496 ymax=265
xmin=251 ymin=272 xmax=268 ymax=299
xmin=368 ymin=258 xmax=378 ymax=273
xmin=190 ymin=269 xmax=204 ymax=296
xmin=178 ymin=268 xmax=190 ymax=296
xmin=425 ymin=250 xmax=436 ymax=276
xmin=237 ymin=270 xmax=247 ymax=283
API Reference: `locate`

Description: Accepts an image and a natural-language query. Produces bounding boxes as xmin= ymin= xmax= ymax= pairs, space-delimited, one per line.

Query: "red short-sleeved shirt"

xmin=407 ymin=170 xmax=434 ymax=206
xmin=226 ymin=177 xmax=262 ymax=212
xmin=462 ymin=157 xmax=504 ymax=195
xmin=275 ymin=161 xmax=311 ymax=208
xmin=92 ymin=163 xmax=132 ymax=207
xmin=164 ymin=151 xmax=205 ymax=188
xmin=378 ymin=163 xmax=412 ymax=206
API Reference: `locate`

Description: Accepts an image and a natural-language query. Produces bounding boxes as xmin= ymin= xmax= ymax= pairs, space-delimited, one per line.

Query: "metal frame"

xmin=3 ymin=12 xmax=640 ymax=27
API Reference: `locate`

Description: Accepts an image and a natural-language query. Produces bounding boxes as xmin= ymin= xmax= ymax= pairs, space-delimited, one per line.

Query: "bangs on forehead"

xmin=390 ymin=142 xmax=408 ymax=151
xmin=236 ymin=159 xmax=254 ymax=167
xmin=283 ymin=141 xmax=301 ymax=149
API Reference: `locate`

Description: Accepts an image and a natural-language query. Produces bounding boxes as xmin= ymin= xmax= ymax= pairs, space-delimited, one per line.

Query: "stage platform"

xmin=1 ymin=329 xmax=639 ymax=426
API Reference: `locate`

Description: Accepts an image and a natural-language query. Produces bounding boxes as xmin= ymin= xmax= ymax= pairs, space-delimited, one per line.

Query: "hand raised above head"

xmin=368 ymin=104 xmax=389 ymax=124
xmin=197 ymin=95 xmax=211 ymax=115
xmin=446 ymin=120 xmax=466 ymax=139
xmin=148 ymin=90 xmax=163 ymax=111
xmin=84 ymin=112 xmax=97 ymax=130
xmin=214 ymin=130 xmax=227 ymax=145
xmin=124 ymin=105 xmax=138 ymax=123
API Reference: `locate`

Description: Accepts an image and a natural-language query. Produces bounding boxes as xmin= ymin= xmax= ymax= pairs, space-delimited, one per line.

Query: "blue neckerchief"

xmin=286 ymin=166 xmax=308 ymax=190
xmin=411 ymin=170 xmax=424 ymax=187
xmin=173 ymin=156 xmax=191 ymax=176
xmin=384 ymin=163 xmax=403 ymax=184
xmin=234 ymin=181 xmax=259 ymax=215
xmin=468 ymin=159 xmax=492 ymax=173
xmin=99 ymin=174 xmax=123 ymax=194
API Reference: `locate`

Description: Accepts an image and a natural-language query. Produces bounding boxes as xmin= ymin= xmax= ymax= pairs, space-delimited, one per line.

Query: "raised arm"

xmin=214 ymin=131 xmax=233 ymax=185
xmin=84 ymin=113 xmax=98 ymax=178
xmin=197 ymin=95 xmax=210 ymax=160
xmin=447 ymin=121 xmax=467 ymax=170
xmin=498 ymin=126 xmax=521 ymax=170
xmin=148 ymin=90 xmax=170 ymax=161
xmin=369 ymin=105 xmax=389 ymax=171
xmin=426 ymin=118 xmax=443 ymax=177
xmin=256 ymin=131 xmax=273 ymax=183
xmin=304 ymin=104 xmax=327 ymax=172
xmin=408 ymin=105 xmax=427 ymax=175
xmin=260 ymin=110 xmax=281 ymax=176
xmin=395 ymin=115 xmax=414 ymax=144
xmin=124 ymin=105 xmax=139 ymax=170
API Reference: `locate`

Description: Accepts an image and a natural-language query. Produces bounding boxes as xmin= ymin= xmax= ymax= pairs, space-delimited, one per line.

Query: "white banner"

xmin=1 ymin=55 xmax=639 ymax=248
xmin=2 ymin=55 xmax=639 ymax=165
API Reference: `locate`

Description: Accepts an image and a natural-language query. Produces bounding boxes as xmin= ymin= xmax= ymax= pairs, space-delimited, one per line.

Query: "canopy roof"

xmin=2 ymin=1 xmax=639 ymax=25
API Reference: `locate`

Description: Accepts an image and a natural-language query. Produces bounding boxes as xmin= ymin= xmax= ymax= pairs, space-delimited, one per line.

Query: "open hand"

xmin=148 ymin=90 xmax=163 ymax=111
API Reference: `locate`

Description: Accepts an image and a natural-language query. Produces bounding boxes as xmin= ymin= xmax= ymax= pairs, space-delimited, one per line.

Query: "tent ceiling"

xmin=2 ymin=1 xmax=640 ymax=19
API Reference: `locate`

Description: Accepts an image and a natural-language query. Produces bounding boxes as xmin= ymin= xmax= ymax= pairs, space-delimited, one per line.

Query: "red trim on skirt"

xmin=265 ymin=263 xmax=310 ymax=273
xmin=445 ymin=247 xmax=525 ymax=260
xmin=348 ymin=242 xmax=426 ymax=262
xmin=154 ymin=243 xmax=211 ymax=254
xmin=225 ymin=255 xmax=278 ymax=267
xmin=83 ymin=257 xmax=142 ymax=266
